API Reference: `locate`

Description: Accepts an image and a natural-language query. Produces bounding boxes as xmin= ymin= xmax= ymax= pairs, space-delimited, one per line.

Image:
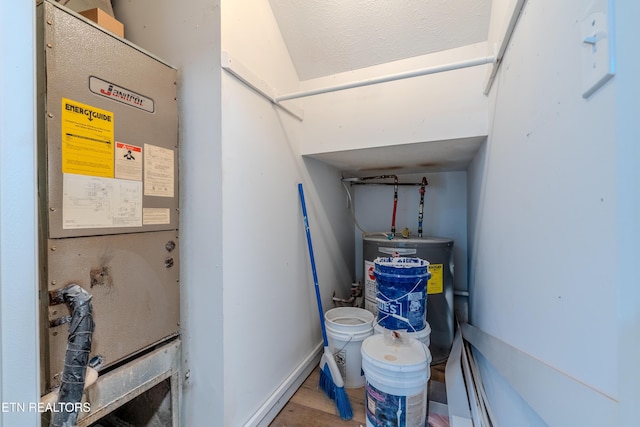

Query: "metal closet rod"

xmin=275 ymin=56 xmax=496 ymax=102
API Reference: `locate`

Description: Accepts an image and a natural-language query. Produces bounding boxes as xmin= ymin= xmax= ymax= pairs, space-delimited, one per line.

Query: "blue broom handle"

xmin=298 ymin=183 xmax=329 ymax=347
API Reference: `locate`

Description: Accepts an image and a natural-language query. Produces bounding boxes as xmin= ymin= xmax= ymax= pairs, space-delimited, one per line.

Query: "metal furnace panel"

xmin=45 ymin=230 xmax=180 ymax=389
xmin=43 ymin=1 xmax=179 ymax=238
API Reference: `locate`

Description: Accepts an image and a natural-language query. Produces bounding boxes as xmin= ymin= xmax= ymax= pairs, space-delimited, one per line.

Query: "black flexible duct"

xmin=50 ymin=284 xmax=94 ymax=427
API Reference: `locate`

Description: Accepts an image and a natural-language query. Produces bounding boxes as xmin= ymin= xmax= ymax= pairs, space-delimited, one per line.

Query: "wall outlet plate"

xmin=581 ymin=1 xmax=615 ymax=99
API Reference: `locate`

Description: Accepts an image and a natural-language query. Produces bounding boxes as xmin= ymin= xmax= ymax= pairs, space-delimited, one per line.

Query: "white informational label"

xmin=143 ymin=208 xmax=171 ymax=225
xmin=364 ymin=260 xmax=377 ymax=300
xmin=115 ymin=141 xmax=142 ymax=181
xmin=144 ymin=143 xmax=174 ymax=197
xmin=63 ymin=173 xmax=142 ymax=229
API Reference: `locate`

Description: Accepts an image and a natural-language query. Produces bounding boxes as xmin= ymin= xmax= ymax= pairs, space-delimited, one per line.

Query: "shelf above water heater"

xmin=302 ymin=135 xmax=486 ymax=175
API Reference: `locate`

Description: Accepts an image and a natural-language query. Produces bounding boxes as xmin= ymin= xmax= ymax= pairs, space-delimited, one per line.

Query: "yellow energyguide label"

xmin=61 ymin=98 xmax=114 ymax=178
xmin=427 ymin=263 xmax=443 ymax=294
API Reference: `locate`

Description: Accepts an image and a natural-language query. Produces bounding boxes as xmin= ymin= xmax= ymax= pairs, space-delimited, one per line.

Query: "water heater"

xmin=363 ymin=235 xmax=454 ymax=364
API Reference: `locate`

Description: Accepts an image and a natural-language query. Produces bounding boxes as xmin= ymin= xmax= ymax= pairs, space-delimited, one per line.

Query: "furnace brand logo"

xmin=89 ymin=76 xmax=155 ymax=113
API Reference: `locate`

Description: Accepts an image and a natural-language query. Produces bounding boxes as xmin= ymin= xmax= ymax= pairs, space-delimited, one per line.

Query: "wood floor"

xmin=270 ymin=362 xmax=447 ymax=427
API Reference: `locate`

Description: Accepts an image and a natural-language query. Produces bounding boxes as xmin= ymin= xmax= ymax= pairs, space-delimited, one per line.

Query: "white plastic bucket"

xmin=361 ymin=334 xmax=432 ymax=427
xmin=374 ymin=320 xmax=431 ymax=350
xmin=325 ymin=307 xmax=374 ymax=388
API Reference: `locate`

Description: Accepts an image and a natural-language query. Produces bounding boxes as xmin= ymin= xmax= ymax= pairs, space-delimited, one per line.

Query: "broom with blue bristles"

xmin=298 ymin=183 xmax=353 ymax=420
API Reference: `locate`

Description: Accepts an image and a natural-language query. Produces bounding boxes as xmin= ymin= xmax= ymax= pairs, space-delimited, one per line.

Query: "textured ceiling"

xmin=269 ymin=0 xmax=492 ymax=81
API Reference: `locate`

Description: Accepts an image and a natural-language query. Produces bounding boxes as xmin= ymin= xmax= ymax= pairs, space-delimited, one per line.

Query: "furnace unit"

xmin=37 ymin=1 xmax=181 ymax=424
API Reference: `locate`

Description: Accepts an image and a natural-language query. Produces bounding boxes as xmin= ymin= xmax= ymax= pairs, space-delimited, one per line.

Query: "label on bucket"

xmin=377 ymin=293 xmax=422 ymax=324
xmin=376 ymin=281 xmax=426 ymax=331
xmin=365 ymin=381 xmax=425 ymax=427
xmin=335 ymin=350 xmax=347 ymax=380
xmin=427 ymin=263 xmax=443 ymax=294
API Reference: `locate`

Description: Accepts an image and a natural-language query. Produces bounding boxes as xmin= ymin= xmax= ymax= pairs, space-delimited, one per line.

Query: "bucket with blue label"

xmin=373 ymin=257 xmax=431 ymax=332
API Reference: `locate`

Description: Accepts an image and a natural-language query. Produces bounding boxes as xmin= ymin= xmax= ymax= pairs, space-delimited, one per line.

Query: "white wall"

xmin=297 ymin=42 xmax=490 ymax=156
xmin=486 ymin=0 xmax=523 ymax=57
xmin=613 ymin=2 xmax=640 ymax=424
xmin=112 ymin=1 xmax=225 ymax=425
xmin=220 ymin=2 xmax=353 ymax=424
xmin=469 ymin=0 xmax=629 ymax=425
xmin=0 ymin=2 xmax=40 ymax=426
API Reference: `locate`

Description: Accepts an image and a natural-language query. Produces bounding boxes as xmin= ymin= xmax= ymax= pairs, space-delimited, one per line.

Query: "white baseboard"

xmin=244 ymin=342 xmax=323 ymax=427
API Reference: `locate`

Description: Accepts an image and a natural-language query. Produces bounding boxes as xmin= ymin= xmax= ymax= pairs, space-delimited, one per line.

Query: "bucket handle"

xmin=378 ymin=247 xmax=417 ymax=256
xmin=374 ymin=308 xmax=415 ymax=331
xmin=332 ymin=334 xmax=354 ymax=356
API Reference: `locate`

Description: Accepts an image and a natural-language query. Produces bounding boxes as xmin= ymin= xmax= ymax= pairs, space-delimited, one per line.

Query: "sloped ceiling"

xmin=268 ymin=0 xmax=492 ymax=81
